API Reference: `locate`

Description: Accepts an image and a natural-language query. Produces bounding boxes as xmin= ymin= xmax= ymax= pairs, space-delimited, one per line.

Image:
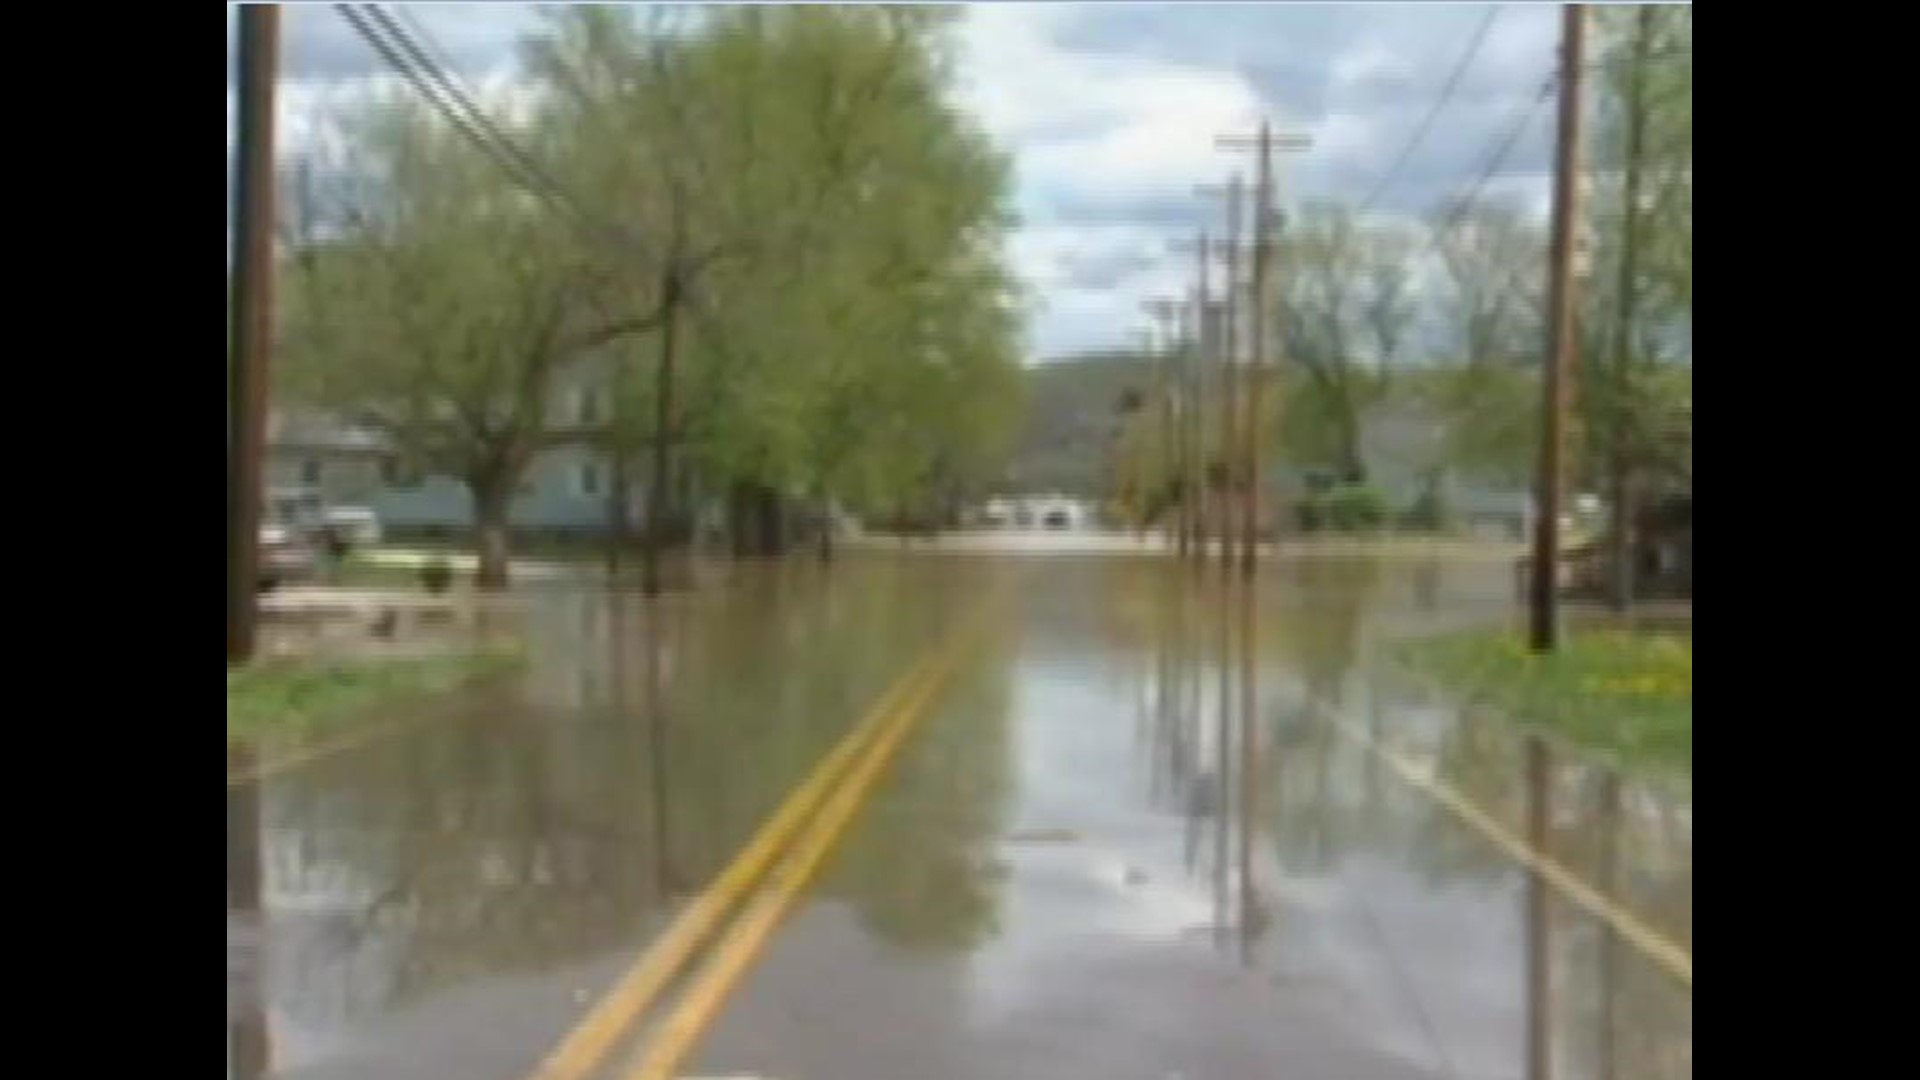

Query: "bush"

xmin=420 ymin=557 xmax=453 ymax=594
xmin=1401 ymin=485 xmax=1451 ymax=532
xmin=1323 ymin=484 xmax=1388 ymax=531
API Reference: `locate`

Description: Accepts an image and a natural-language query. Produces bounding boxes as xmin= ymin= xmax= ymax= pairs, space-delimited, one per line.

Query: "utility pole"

xmin=228 ymin=4 xmax=280 ymax=665
xmin=1198 ymin=177 xmax=1245 ymax=574
xmin=1529 ymin=4 xmax=1588 ymax=653
xmin=1144 ymin=298 xmax=1185 ymax=557
xmin=1221 ymin=181 xmax=1243 ymax=575
xmin=1191 ymin=232 xmax=1212 ymax=566
xmin=1242 ymin=128 xmax=1272 ymax=578
xmin=1171 ymin=230 xmax=1217 ymax=563
xmin=1218 ymin=123 xmax=1310 ymax=576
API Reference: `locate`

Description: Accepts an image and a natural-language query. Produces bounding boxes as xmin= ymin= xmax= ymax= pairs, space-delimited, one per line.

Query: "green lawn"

xmin=1398 ymin=628 xmax=1691 ymax=772
xmin=226 ymin=649 xmax=523 ymax=743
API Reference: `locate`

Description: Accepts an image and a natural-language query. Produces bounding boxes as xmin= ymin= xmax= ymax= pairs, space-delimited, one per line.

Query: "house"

xmin=1261 ymin=403 xmax=1537 ymax=537
xmin=265 ymin=365 xmax=650 ymax=540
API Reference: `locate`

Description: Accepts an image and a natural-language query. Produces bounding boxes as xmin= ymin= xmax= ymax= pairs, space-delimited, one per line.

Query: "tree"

xmin=278 ymin=96 xmax=653 ymax=588
xmin=1424 ymin=198 xmax=1549 ymax=483
xmin=1584 ymin=5 xmax=1692 ymax=604
xmin=521 ymin=5 xmax=1025 ymax=556
xmin=1275 ymin=203 xmax=1419 ymax=482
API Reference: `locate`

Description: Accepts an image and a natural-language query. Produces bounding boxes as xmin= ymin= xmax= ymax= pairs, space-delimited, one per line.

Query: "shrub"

xmin=1324 ymin=484 xmax=1388 ymax=531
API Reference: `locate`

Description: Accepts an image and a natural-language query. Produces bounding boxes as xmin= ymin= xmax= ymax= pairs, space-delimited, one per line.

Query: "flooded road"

xmin=228 ymin=548 xmax=1691 ymax=1080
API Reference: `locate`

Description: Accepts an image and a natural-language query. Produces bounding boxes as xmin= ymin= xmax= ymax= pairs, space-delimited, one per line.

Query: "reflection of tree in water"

xmin=264 ymin=562 xmax=974 ymax=1020
xmin=826 ymin=633 xmax=1015 ymax=953
xmin=1284 ymin=557 xmax=1382 ymax=708
xmin=1264 ymin=704 xmax=1347 ymax=873
xmin=1256 ymin=559 xmax=1381 ymax=872
xmin=1408 ymin=712 xmax=1531 ymax=885
xmin=652 ymin=560 xmax=947 ymax=888
xmin=262 ymin=710 xmax=665 ymax=1018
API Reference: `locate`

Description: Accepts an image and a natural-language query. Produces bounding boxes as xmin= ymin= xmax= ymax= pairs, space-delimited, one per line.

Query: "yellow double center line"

xmin=528 ymin=597 xmax=998 ymax=1080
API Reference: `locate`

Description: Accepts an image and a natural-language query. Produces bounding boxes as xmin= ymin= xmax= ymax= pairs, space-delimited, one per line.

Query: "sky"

xmin=228 ymin=3 xmax=1568 ymax=361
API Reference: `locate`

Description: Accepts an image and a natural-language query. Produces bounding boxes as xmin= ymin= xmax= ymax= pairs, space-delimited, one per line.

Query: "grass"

xmin=1398 ymin=628 xmax=1691 ymax=772
xmin=226 ymin=648 xmax=524 ymax=744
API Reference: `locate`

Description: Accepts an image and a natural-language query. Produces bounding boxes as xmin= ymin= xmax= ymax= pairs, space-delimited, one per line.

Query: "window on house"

xmin=578 ymin=461 xmax=602 ymax=497
xmin=381 ymin=456 xmax=422 ymax=489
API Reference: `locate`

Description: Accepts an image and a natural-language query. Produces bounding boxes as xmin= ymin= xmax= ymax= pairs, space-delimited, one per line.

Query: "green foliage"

xmin=1398 ymin=629 xmax=1692 ymax=773
xmin=1275 ymin=202 xmax=1417 ymax=480
xmin=280 ymin=6 xmax=1025 ymax=546
xmin=524 ymin=6 xmax=1026 ymax=517
xmin=1324 ymin=483 xmax=1388 ymax=530
xmin=226 ymin=649 xmax=525 ymax=742
xmin=1581 ymin=6 xmax=1692 ymax=490
xmin=1296 ymin=483 xmax=1387 ymax=532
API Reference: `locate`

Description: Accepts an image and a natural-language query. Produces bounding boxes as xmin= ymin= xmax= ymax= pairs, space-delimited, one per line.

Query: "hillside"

xmin=1006 ymin=352 xmax=1158 ymax=496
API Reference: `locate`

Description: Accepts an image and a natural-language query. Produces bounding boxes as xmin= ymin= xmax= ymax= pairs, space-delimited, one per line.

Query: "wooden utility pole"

xmin=1196 ymin=177 xmax=1245 ymax=573
xmin=1171 ymin=230 xmax=1215 ymax=563
xmin=1218 ymin=124 xmax=1310 ymax=576
xmin=227 ymin=4 xmax=280 ymax=664
xmin=1529 ymin=4 xmax=1588 ymax=653
xmin=1144 ymin=298 xmax=1185 ymax=556
xmin=1240 ymin=127 xmax=1275 ymax=577
xmin=1220 ymin=178 xmax=1243 ymax=574
xmin=1187 ymin=250 xmax=1208 ymax=566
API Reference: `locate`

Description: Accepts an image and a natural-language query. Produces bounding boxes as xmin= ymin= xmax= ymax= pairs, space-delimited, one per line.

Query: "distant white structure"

xmin=978 ymin=493 xmax=1092 ymax=530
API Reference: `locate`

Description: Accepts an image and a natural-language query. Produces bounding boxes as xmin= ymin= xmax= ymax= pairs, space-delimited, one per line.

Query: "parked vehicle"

xmin=268 ymin=487 xmax=326 ymax=538
xmin=258 ymin=522 xmax=317 ymax=592
xmin=322 ymin=506 xmax=382 ymax=550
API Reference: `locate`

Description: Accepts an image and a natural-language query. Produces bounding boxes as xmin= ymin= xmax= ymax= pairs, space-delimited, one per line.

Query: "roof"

xmin=267 ymin=408 xmax=387 ymax=453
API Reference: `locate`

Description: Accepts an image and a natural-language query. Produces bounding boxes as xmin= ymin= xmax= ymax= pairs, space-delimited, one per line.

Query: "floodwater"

xmin=228 ymin=546 xmax=1691 ymax=1080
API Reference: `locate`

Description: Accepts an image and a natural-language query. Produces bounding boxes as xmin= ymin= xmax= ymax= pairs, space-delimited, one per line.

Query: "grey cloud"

xmin=1055 ymin=246 xmax=1164 ymax=292
xmin=227 ymin=4 xmax=534 ymax=87
xmin=1040 ymin=3 xmax=1560 ymax=218
xmin=1038 ymin=188 xmax=1216 ymax=237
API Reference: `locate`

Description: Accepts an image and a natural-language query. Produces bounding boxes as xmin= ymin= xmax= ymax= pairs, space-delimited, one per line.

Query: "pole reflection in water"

xmin=1525 ymin=735 xmax=1553 ymax=1080
xmin=1236 ymin=565 xmax=1258 ymax=966
xmin=1415 ymin=555 xmax=1440 ymax=612
xmin=227 ymin=745 xmax=270 ymax=1080
xmin=1213 ymin=570 xmax=1233 ymax=951
xmin=1597 ymin=769 xmax=1621 ymax=1080
xmin=643 ymin=596 xmax=678 ymax=898
xmin=1182 ymin=579 xmax=1207 ymax=876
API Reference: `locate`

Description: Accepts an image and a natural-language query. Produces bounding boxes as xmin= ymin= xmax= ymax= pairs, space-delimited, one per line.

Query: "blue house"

xmin=266 ymin=366 xmax=648 ymax=538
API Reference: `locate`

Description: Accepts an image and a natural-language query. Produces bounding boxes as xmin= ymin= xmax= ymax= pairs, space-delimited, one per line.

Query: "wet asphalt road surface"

xmin=229 ymin=546 xmax=1691 ymax=1080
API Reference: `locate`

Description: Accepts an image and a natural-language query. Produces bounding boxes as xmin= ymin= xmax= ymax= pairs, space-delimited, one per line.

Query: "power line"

xmin=1358 ymin=6 xmax=1504 ymax=215
xmin=380 ymin=4 xmax=568 ymax=201
xmin=334 ymin=4 xmax=585 ymax=226
xmin=1434 ymin=73 xmax=1556 ymax=240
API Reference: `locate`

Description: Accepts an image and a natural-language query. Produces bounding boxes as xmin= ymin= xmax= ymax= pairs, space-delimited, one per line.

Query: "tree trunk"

xmin=1336 ymin=404 xmax=1368 ymax=485
xmin=472 ymin=475 xmax=513 ymax=591
xmin=607 ymin=448 xmax=630 ymax=581
xmin=728 ymin=481 xmax=787 ymax=558
xmin=1608 ymin=7 xmax=1654 ymax=612
xmin=643 ymin=270 xmax=682 ymax=598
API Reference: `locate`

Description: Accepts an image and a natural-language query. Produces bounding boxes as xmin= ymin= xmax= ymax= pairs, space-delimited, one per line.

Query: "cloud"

xmin=951 ymin=3 xmax=1568 ymax=359
xmin=227 ymin=4 xmax=535 ymax=87
xmin=229 ymin=3 xmax=1579 ymax=361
